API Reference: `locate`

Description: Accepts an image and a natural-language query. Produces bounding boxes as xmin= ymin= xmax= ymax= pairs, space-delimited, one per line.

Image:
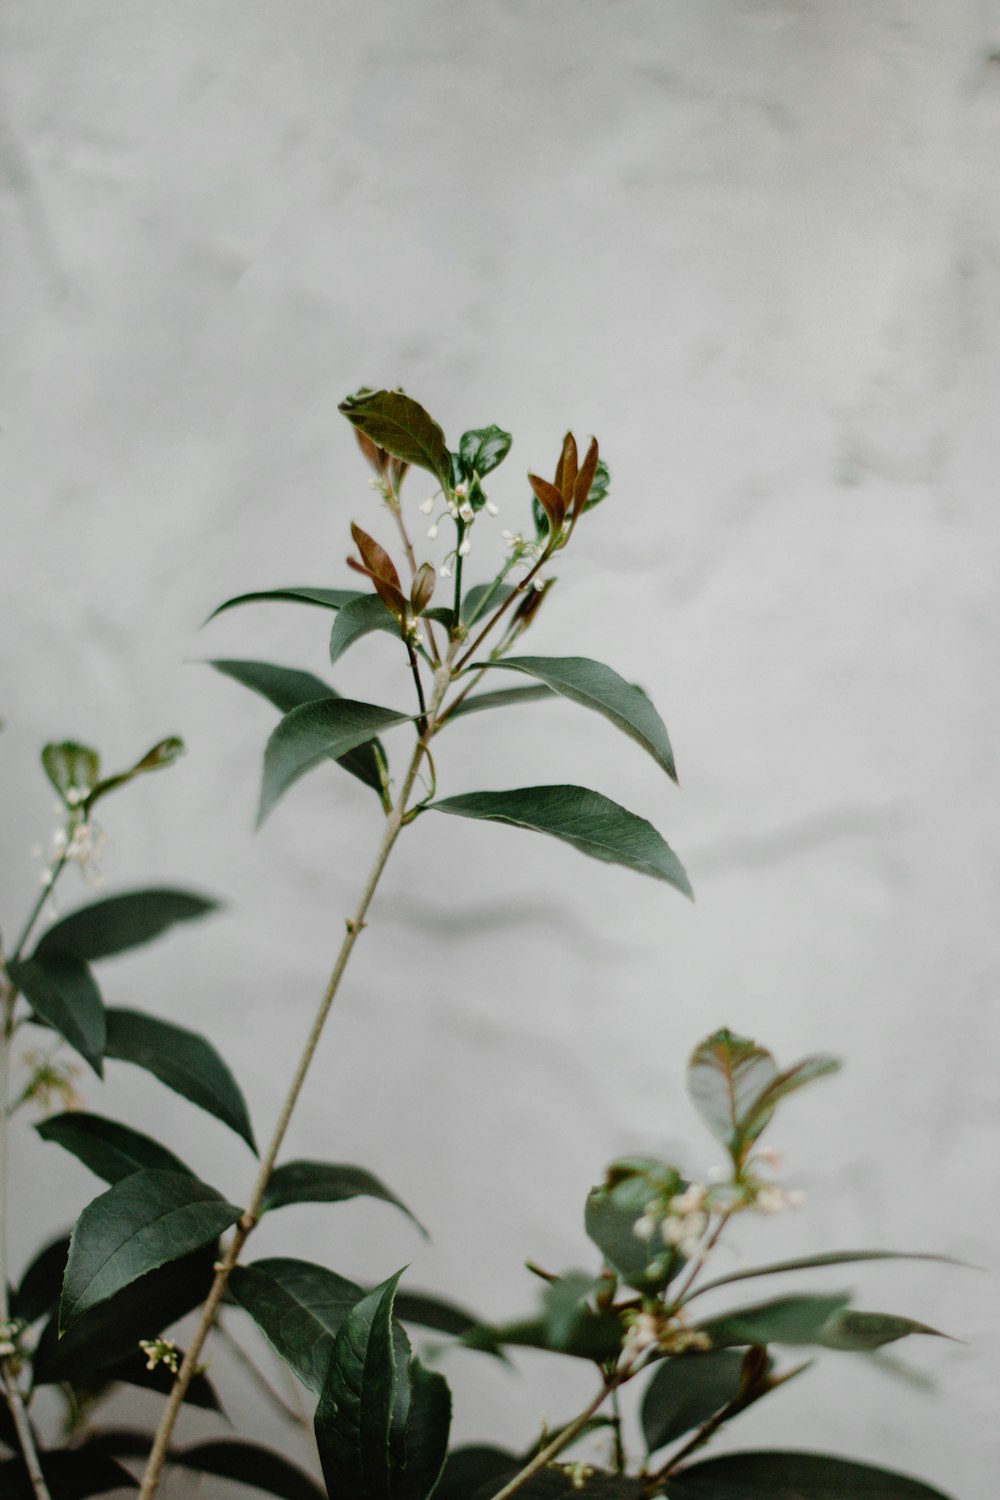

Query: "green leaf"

xmin=260 ymin=1160 xmax=425 ymax=1234
xmin=339 ymin=389 xmax=453 ymax=494
xmin=36 ymin=887 xmax=218 ymax=963
xmin=739 ymin=1055 xmax=841 ymax=1148
xmin=541 ymin=1273 xmax=623 ymax=1362
xmin=458 ymin=425 xmax=513 ymax=479
xmin=37 ymin=1111 xmax=193 ymax=1185
xmin=392 ymin=1289 xmax=482 ymax=1339
xmin=229 ymin=1257 xmax=364 ymax=1394
xmin=391 ymin=1346 xmax=452 ymax=1500
xmin=259 ymin=698 xmax=410 ymax=826
xmin=314 ymin=1269 xmax=404 ymax=1499
xmin=583 ymin=457 xmax=610 ymax=511
xmin=471 ymin=1472 xmax=641 ymax=1500
xmin=641 ymin=1349 xmax=748 ymax=1453
xmin=105 ymin=1007 xmax=256 ymax=1152
xmin=167 ymin=1441 xmax=327 ymax=1500
xmin=436 ymin=1448 xmax=519 ymax=1500
xmin=430 ymin=786 xmax=692 ymax=896
xmin=685 ymin=1250 xmax=963 ymax=1305
xmin=585 ymin=1160 xmax=686 ymax=1294
xmin=41 ymin=741 xmax=100 ymax=808
xmin=330 ymin=594 xmax=402 ymax=664
xmin=209 ymin=658 xmax=388 ymax=799
xmin=696 ymin=1292 xmax=851 ymax=1349
xmin=687 ymin=1030 xmax=777 ymax=1160
xmin=86 ymin=736 xmax=185 ymax=813
xmin=818 ymin=1308 xmax=950 ymax=1352
xmin=0 ymin=1448 xmax=137 ymax=1498
xmin=666 ymin=1451 xmax=954 ymax=1499
xmin=7 ymin=952 xmax=106 ymax=1076
xmin=13 ymin=1234 xmax=70 ymax=1324
xmin=461 ymin=580 xmax=518 ymax=624
xmin=205 ymin=586 xmax=364 ymax=624
xmin=477 ymin=657 xmax=676 ymax=780
xmin=60 ymin=1170 xmax=241 ymax=1331
xmin=448 ymin=684 xmax=556 ymax=720
xmin=33 ymin=1244 xmax=217 ymax=1384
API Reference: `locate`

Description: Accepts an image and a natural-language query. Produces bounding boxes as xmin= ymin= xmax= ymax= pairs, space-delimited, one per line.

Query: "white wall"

xmin=2 ymin=2 xmax=998 ymax=1495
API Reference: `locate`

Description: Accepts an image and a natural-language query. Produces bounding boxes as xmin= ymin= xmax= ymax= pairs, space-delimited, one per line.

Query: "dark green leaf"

xmin=667 ymin=1451 xmax=954 ymax=1499
xmin=60 ymin=1169 xmax=241 ymax=1331
xmin=584 ymin=1160 xmax=686 ymax=1295
xmin=685 ymin=1250 xmax=962 ymax=1305
xmin=697 ymin=1292 xmax=850 ymax=1349
xmin=169 ymin=1440 xmax=327 ymax=1500
xmin=0 ymin=1448 xmax=137 ymax=1498
xmin=391 ymin=1348 xmax=452 ymax=1500
xmin=330 ymin=594 xmax=402 ymax=665
xmin=687 ymin=1030 xmax=777 ymax=1160
xmin=41 ymin=741 xmax=100 ymax=808
xmin=818 ymin=1308 xmax=950 ymax=1352
xmin=33 ymin=1244 xmax=217 ymax=1384
xmin=583 ymin=457 xmax=610 ymax=511
xmin=461 ymin=580 xmax=518 ymax=624
xmin=448 ymin=684 xmax=556 ymax=720
xmin=431 ymin=786 xmax=692 ymax=896
xmin=339 ymin=390 xmax=452 ymax=494
xmin=36 ymin=888 xmax=218 ymax=963
xmin=12 ymin=1234 xmax=70 ymax=1324
xmin=641 ymin=1349 xmax=748 ymax=1452
xmin=393 ymin=1289 xmax=481 ymax=1339
xmin=314 ymin=1269 xmax=403 ymax=1499
xmin=229 ymin=1257 xmax=364 ymax=1394
xmin=478 ymin=657 xmax=676 ymax=780
xmin=259 ymin=698 xmax=410 ymax=826
xmin=209 ymin=658 xmax=387 ymax=799
xmin=105 ymin=1006 xmax=256 ymax=1152
xmin=37 ymin=1111 xmax=193 ymax=1185
xmin=542 ymin=1273 xmax=623 ymax=1362
xmin=260 ymin=1160 xmax=425 ymax=1235
xmin=461 ymin=1315 xmax=551 ymax=1357
xmin=436 ymin=1447 xmax=519 ymax=1500
xmin=205 ymin=586 xmax=364 ymax=624
xmin=458 ymin=425 xmax=513 ymax=479
xmin=7 ymin=952 xmax=105 ymax=1076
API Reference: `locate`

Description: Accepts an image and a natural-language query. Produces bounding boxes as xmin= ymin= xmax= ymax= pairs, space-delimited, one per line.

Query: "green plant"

xmin=0 ymin=390 xmax=961 ymax=1500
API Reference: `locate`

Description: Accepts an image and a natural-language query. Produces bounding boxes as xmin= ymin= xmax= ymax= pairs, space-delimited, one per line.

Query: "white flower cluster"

xmin=754 ymin=1183 xmax=807 ymax=1215
xmin=139 ymin=1337 xmax=179 ymax=1374
xmin=621 ymin=1306 xmax=711 ymax=1364
xmin=634 ymin=1181 xmax=711 ymax=1259
xmin=420 ymin=483 xmax=499 ymax=577
xmin=50 ymin=812 xmax=108 ymax=885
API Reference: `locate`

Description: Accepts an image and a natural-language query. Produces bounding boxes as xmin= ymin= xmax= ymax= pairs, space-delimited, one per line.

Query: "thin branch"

xmin=1 ymin=1368 xmax=52 ymax=1500
xmin=485 ymin=1381 xmax=614 ymax=1500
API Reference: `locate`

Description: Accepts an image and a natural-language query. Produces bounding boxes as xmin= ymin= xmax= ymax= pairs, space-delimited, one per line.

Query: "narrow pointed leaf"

xmin=478 ymin=656 xmax=676 ymax=779
xmin=697 ymin=1292 xmax=850 ymax=1349
xmin=818 ymin=1308 xmax=951 ymax=1352
xmin=339 ymin=390 xmax=453 ymax=493
xmin=667 ymin=1451 xmax=954 ymax=1499
xmin=260 ymin=1159 xmax=425 ymax=1235
xmin=559 ymin=432 xmax=578 ymax=502
xmin=209 ymin=659 xmax=387 ymax=798
xmin=687 ymin=1031 xmax=777 ymax=1157
xmin=229 ymin=1257 xmax=364 ymax=1394
xmin=314 ymin=1269 xmax=404 ymax=1499
xmin=104 ymin=1007 xmax=256 ymax=1153
xmin=528 ymin=472 xmax=566 ymax=530
xmin=33 ymin=1244 xmax=217 ymax=1384
xmin=259 ymin=698 xmax=410 ymax=825
xmin=740 ymin=1055 xmax=841 ymax=1146
xmin=461 ymin=580 xmax=518 ymax=624
xmin=169 ymin=1441 xmax=327 ymax=1500
xmin=683 ymin=1249 xmax=962 ymax=1305
xmin=86 ymin=736 xmax=185 ymax=812
xmin=396 ymin=1356 xmax=451 ymax=1500
xmin=350 ymin=523 xmax=408 ymax=619
xmin=573 ymin=438 xmax=600 ymax=516
xmin=205 ymin=586 xmax=364 ymax=624
xmin=13 ymin=1234 xmax=70 ymax=1324
xmin=35 ymin=888 xmax=218 ymax=963
xmin=330 ymin=593 xmax=403 ymax=664
xmin=7 ymin=952 xmax=105 ymax=1076
xmin=60 ymin=1170 xmax=240 ymax=1331
xmin=431 ymin=785 xmax=692 ymax=896
xmin=449 ymin=684 xmax=556 ymax=720
xmin=392 ymin=1289 xmax=481 ymax=1339
xmin=641 ymin=1349 xmax=748 ymax=1453
xmin=37 ymin=1111 xmax=193 ymax=1185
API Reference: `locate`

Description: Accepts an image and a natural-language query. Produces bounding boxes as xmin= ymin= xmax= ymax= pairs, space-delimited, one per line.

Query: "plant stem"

xmin=137 ymin=668 xmax=452 ymax=1500
xmin=485 ymin=1381 xmax=614 ymax=1500
xmin=10 ymin=852 xmax=67 ymax=966
xmin=388 ymin=489 xmax=441 ymax=665
xmin=1 ymin=1367 xmax=52 ymax=1500
xmin=669 ymin=1209 xmax=733 ymax=1308
xmin=453 ymin=549 xmax=549 ymax=672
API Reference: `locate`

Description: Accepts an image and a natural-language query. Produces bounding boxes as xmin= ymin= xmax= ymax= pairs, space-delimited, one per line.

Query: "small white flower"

xmin=439 ymin=564 xmax=452 ymax=579
xmin=756 ymin=1146 xmax=784 ymax=1169
xmin=673 ymin=1184 xmax=708 ymax=1217
xmin=501 ymin=529 xmax=515 ymax=543
xmin=755 ymin=1185 xmax=787 ymax=1215
xmin=459 ymin=502 xmax=474 ymax=524
xmin=532 ymin=576 xmax=545 ymax=591
xmin=634 ymin=1214 xmax=658 ymax=1241
xmin=427 ymin=523 xmax=439 ymax=541
xmin=419 ymin=497 xmax=436 ymax=515
xmin=485 ymin=500 xmax=499 ymax=516
xmin=458 ymin=537 xmax=472 ymax=557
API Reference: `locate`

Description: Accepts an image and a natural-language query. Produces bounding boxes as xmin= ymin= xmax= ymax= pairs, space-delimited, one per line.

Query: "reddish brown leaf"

xmin=572 ymin=437 xmax=599 ymax=518
xmin=410 ymin=562 xmax=436 ymax=615
xmin=349 ymin=524 xmax=407 ymax=619
xmin=528 ymin=473 xmax=566 ymax=532
xmin=355 ymin=429 xmax=387 ymax=475
xmin=559 ymin=432 xmax=579 ymax=503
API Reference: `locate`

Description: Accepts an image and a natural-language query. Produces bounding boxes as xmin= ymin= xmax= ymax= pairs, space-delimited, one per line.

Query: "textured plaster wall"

xmin=2 ymin=2 xmax=999 ymax=1495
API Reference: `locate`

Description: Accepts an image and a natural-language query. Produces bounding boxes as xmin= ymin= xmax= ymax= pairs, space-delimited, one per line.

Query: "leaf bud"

xmin=410 ymin=562 xmax=436 ymax=616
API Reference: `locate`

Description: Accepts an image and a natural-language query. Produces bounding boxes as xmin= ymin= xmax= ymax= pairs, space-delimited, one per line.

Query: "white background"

xmin=1 ymin=3 xmax=998 ymax=1496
